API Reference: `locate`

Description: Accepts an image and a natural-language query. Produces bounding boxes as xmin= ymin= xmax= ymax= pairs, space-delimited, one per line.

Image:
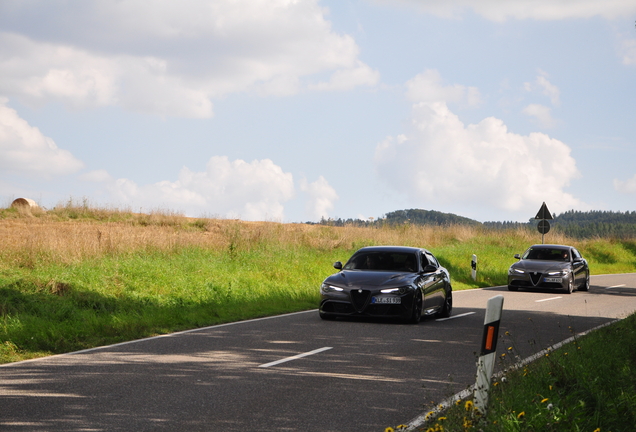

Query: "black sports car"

xmin=319 ymin=246 xmax=453 ymax=323
xmin=508 ymin=244 xmax=590 ymax=294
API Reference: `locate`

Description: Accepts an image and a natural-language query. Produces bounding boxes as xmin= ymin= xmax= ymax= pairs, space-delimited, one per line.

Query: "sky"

xmin=1 ymin=0 xmax=635 ymax=223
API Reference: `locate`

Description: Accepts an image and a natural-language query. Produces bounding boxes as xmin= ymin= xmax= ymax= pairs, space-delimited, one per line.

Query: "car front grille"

xmin=350 ymin=289 xmax=371 ymax=311
xmin=530 ymin=272 xmax=542 ymax=285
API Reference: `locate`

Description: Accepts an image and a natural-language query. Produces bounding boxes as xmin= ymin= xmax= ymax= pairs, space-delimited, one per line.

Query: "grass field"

xmin=1 ymin=201 xmax=635 ymax=366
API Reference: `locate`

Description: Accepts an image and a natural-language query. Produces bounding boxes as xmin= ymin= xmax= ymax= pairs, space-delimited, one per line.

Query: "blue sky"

xmin=1 ymin=0 xmax=635 ymax=222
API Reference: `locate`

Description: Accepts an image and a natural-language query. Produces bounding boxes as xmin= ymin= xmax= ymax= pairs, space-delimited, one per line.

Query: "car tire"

xmin=508 ymin=285 xmax=519 ymax=291
xmin=565 ymin=278 xmax=574 ymax=294
xmin=437 ymin=291 xmax=452 ymax=318
xmin=408 ymin=292 xmax=422 ymax=324
xmin=580 ymin=273 xmax=590 ymax=291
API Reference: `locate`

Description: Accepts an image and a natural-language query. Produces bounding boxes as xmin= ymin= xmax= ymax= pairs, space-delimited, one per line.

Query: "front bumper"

xmin=319 ymin=289 xmax=416 ymax=319
xmin=508 ymin=272 xmax=572 ymax=290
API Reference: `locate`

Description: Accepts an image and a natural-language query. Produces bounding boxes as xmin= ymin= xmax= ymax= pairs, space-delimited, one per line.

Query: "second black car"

xmin=508 ymin=244 xmax=590 ymax=294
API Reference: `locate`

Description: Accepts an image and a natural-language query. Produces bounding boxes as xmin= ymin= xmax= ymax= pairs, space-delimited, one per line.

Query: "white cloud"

xmin=523 ymin=103 xmax=558 ymax=129
xmin=614 ymin=175 xmax=636 ymax=193
xmin=79 ymin=169 xmax=112 ymax=183
xmin=619 ymin=37 xmax=636 ymax=65
xmin=524 ymin=71 xmax=560 ymax=106
xmin=370 ymin=0 xmax=636 ymax=21
xmin=405 ymin=69 xmax=481 ymax=106
xmin=308 ymin=61 xmax=380 ymax=92
xmin=300 ymin=176 xmax=339 ymax=220
xmin=375 ymin=97 xmax=583 ymax=218
xmin=107 ymin=156 xmax=295 ymax=220
xmin=0 ymin=0 xmax=377 ymax=117
xmin=0 ymin=98 xmax=84 ymax=177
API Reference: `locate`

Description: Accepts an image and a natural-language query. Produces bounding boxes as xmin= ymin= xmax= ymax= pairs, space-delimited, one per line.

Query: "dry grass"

xmin=0 ymin=213 xmax=539 ymax=266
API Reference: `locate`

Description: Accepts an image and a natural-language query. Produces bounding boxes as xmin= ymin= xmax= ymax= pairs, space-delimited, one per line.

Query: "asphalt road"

xmin=1 ymin=273 xmax=636 ymax=431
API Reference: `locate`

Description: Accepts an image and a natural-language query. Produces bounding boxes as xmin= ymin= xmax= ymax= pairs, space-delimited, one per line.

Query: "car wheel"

xmin=580 ymin=273 xmax=590 ymax=291
xmin=565 ymin=278 xmax=574 ymax=294
xmin=437 ymin=291 xmax=452 ymax=318
xmin=319 ymin=311 xmax=336 ymax=320
xmin=408 ymin=292 xmax=422 ymax=324
xmin=508 ymin=285 xmax=519 ymax=291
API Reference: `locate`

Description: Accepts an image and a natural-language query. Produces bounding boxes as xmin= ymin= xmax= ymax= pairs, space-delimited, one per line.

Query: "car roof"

xmin=353 ymin=246 xmax=430 ymax=254
xmin=528 ymin=244 xmax=573 ymax=250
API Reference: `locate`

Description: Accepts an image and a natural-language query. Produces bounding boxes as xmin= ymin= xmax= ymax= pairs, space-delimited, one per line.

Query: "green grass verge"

xmin=0 ymin=245 xmax=340 ymax=362
xmin=407 ymin=313 xmax=636 ymax=432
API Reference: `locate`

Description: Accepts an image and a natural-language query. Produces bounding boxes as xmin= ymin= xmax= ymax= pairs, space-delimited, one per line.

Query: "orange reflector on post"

xmin=480 ymin=320 xmax=500 ymax=355
xmin=484 ymin=325 xmax=495 ymax=351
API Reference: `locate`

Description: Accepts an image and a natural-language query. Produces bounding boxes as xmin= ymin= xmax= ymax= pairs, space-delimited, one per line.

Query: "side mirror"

xmin=514 ymin=254 xmax=521 ymax=260
xmin=422 ymin=264 xmax=437 ymax=273
xmin=573 ymin=257 xmax=582 ymax=263
xmin=333 ymin=261 xmax=343 ymax=270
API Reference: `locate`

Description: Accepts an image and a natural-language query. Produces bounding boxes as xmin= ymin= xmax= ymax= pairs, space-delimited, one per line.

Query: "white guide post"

xmin=471 ymin=254 xmax=477 ymax=281
xmin=474 ymin=295 xmax=504 ymax=414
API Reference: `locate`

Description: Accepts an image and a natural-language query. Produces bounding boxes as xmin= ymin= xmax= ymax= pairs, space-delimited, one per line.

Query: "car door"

xmin=571 ymin=248 xmax=587 ymax=285
xmin=420 ymin=252 xmax=445 ymax=313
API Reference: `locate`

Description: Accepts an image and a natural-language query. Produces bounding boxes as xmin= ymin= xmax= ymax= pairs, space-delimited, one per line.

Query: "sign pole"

xmin=474 ymin=295 xmax=504 ymax=414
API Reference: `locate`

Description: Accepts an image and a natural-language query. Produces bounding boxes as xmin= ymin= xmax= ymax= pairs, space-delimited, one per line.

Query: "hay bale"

xmin=11 ymin=198 xmax=39 ymax=209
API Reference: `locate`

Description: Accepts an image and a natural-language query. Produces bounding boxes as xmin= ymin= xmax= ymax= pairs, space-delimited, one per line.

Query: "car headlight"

xmin=380 ymin=286 xmax=411 ymax=294
xmin=321 ymin=283 xmax=344 ymax=293
xmin=509 ymin=268 xmax=525 ymax=275
xmin=547 ymin=270 xmax=569 ymax=277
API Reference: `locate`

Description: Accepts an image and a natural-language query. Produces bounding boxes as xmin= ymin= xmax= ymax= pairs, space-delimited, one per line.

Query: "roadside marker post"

xmin=471 ymin=254 xmax=477 ymax=281
xmin=474 ymin=295 xmax=504 ymax=414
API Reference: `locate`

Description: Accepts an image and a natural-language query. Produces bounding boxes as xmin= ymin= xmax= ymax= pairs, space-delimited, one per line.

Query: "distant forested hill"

xmin=316 ymin=208 xmax=481 ymax=227
xmin=549 ymin=210 xmax=636 ymax=239
xmin=317 ymin=208 xmax=636 ymax=239
xmin=380 ymin=209 xmax=481 ymax=226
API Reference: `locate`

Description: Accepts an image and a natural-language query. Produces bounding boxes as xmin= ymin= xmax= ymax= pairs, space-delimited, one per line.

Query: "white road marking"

xmin=535 ymin=296 xmax=562 ymax=303
xmin=436 ymin=312 xmax=475 ymax=322
xmin=606 ymin=284 xmax=626 ymax=289
xmin=258 ymin=347 xmax=333 ymax=368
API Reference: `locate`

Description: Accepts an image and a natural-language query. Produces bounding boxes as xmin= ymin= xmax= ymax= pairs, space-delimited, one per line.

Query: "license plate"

xmin=544 ymin=277 xmax=562 ymax=283
xmin=371 ymin=296 xmax=401 ymax=304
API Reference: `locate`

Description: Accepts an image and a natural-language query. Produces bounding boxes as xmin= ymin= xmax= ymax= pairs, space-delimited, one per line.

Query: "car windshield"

xmin=523 ymin=247 xmax=569 ymax=262
xmin=343 ymin=252 xmax=417 ymax=272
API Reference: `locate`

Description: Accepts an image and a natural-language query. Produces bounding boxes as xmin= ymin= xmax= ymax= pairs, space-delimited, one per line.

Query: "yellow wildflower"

xmin=517 ymin=411 xmax=525 ymax=419
xmin=465 ymin=400 xmax=474 ymax=411
xmin=385 ymin=428 xmax=394 ymax=432
xmin=541 ymin=398 xmax=549 ymax=403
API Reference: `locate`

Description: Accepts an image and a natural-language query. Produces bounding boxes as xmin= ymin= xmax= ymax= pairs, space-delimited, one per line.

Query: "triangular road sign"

xmin=535 ymin=202 xmax=554 ymax=220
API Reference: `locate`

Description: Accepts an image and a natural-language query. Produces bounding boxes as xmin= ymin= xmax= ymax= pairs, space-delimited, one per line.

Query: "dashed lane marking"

xmin=258 ymin=347 xmax=333 ymax=368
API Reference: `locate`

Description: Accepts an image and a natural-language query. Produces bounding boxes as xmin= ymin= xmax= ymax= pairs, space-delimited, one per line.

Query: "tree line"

xmin=315 ymin=209 xmax=636 ymax=239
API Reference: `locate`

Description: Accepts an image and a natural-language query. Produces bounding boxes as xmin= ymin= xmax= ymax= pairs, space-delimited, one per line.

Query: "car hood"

xmin=510 ymin=260 xmax=570 ymax=272
xmin=323 ymin=270 xmax=416 ymax=289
